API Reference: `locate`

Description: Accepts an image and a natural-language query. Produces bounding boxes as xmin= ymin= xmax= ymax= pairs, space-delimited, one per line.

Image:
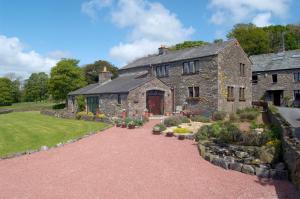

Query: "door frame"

xmin=146 ymin=90 xmax=165 ymax=115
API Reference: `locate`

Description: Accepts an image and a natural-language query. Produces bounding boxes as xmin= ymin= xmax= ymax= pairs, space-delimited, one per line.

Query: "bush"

xmin=76 ymin=111 xmax=94 ymax=120
xmin=0 ymin=102 xmax=12 ymax=106
xmin=52 ymin=103 xmax=66 ymax=110
xmin=237 ymin=107 xmax=259 ymax=121
xmin=133 ymin=119 xmax=144 ymax=126
xmin=163 ymin=116 xmax=190 ymax=127
xmin=174 ymin=127 xmax=191 ymax=134
xmin=95 ymin=113 xmax=106 ymax=119
xmin=229 ymin=113 xmax=238 ymax=122
xmin=265 ymin=125 xmax=281 ymax=139
xmin=76 ymin=95 xmax=86 ymax=112
xmin=191 ymin=115 xmax=210 ymax=123
xmin=125 ymin=118 xmax=133 ymax=126
xmin=219 ymin=122 xmax=242 ymax=143
xmin=153 ymin=124 xmax=166 ymax=132
xmin=241 ymin=132 xmax=270 ymax=146
xmin=212 ymin=111 xmax=226 ymax=121
xmin=195 ymin=123 xmax=222 ymax=141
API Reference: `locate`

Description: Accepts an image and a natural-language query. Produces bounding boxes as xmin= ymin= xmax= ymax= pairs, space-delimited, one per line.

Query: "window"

xmin=117 ymin=94 xmax=121 ymax=104
xmin=240 ymin=63 xmax=245 ymax=76
xmin=194 ymin=60 xmax=200 ymax=72
xmin=194 ymin=87 xmax=200 ymax=97
xmin=182 ymin=61 xmax=199 ymax=75
xmin=239 ymin=88 xmax=245 ymax=101
xmin=272 ymin=74 xmax=277 ymax=83
xmin=252 ymin=75 xmax=258 ymax=84
xmin=294 ymin=73 xmax=300 ymax=82
xmin=156 ymin=65 xmax=169 ymax=77
xmin=227 ymin=86 xmax=234 ymax=101
xmin=294 ymin=90 xmax=300 ymax=100
xmin=188 ymin=87 xmax=194 ymax=98
xmin=188 ymin=87 xmax=200 ymax=98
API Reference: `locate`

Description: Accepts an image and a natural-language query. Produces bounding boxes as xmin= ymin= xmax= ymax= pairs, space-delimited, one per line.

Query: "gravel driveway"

xmin=0 ymin=120 xmax=299 ymax=199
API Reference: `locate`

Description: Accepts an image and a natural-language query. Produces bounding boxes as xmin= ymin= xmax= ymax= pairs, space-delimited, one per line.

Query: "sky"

xmin=0 ymin=0 xmax=299 ymax=78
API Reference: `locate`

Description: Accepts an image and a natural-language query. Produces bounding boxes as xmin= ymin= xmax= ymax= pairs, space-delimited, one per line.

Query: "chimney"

xmin=158 ymin=45 xmax=168 ymax=55
xmin=99 ymin=66 xmax=112 ymax=84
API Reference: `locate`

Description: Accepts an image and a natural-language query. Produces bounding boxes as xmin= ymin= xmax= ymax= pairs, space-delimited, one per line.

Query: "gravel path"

xmin=0 ymin=120 xmax=299 ymax=199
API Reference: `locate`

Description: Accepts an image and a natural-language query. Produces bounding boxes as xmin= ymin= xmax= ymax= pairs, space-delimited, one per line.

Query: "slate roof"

xmin=250 ymin=49 xmax=300 ymax=72
xmin=120 ymin=39 xmax=238 ymax=70
xmin=68 ymin=72 xmax=153 ymax=95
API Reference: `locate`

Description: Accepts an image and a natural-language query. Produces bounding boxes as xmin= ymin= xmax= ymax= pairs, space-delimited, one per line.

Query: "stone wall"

xmin=127 ymin=78 xmax=172 ymax=117
xmin=98 ymin=93 xmax=128 ymax=117
xmin=268 ymin=109 xmax=300 ymax=189
xmin=217 ymin=43 xmax=252 ymax=113
xmin=158 ymin=56 xmax=219 ymax=114
xmin=252 ymin=69 xmax=300 ymax=103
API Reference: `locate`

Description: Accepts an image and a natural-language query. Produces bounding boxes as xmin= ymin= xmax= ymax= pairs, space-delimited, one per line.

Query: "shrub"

xmin=127 ymin=120 xmax=135 ymax=127
xmin=269 ymin=104 xmax=278 ymax=113
xmin=237 ymin=107 xmax=259 ymax=121
xmin=153 ymin=124 xmax=166 ymax=132
xmin=195 ymin=123 xmax=222 ymax=141
xmin=133 ymin=119 xmax=144 ymax=126
xmin=52 ymin=103 xmax=66 ymax=110
xmin=95 ymin=113 xmax=106 ymax=119
xmin=164 ymin=117 xmax=182 ymax=127
xmin=219 ymin=122 xmax=242 ymax=143
xmin=241 ymin=132 xmax=270 ymax=146
xmin=178 ymin=116 xmax=190 ymax=123
xmin=265 ymin=125 xmax=281 ymax=139
xmin=173 ymin=127 xmax=191 ymax=134
xmin=212 ymin=111 xmax=226 ymax=121
xmin=76 ymin=111 xmax=86 ymax=120
xmin=76 ymin=111 xmax=94 ymax=120
xmin=191 ymin=115 xmax=210 ymax=123
xmin=0 ymin=102 xmax=12 ymax=106
xmin=75 ymin=95 xmax=86 ymax=112
xmin=125 ymin=118 xmax=133 ymax=126
xmin=250 ymin=121 xmax=265 ymax=129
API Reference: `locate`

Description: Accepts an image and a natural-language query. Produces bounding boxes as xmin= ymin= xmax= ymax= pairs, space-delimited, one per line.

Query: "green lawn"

xmin=0 ymin=102 xmax=56 ymax=111
xmin=0 ymin=112 xmax=110 ymax=158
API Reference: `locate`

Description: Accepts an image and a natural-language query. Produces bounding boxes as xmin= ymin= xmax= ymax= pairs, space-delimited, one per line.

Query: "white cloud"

xmin=47 ymin=50 xmax=72 ymax=59
xmin=82 ymin=0 xmax=194 ymax=65
xmin=209 ymin=0 xmax=291 ymax=26
xmin=252 ymin=12 xmax=272 ymax=27
xmin=0 ymin=34 xmax=59 ymax=78
xmin=81 ymin=0 xmax=113 ymax=21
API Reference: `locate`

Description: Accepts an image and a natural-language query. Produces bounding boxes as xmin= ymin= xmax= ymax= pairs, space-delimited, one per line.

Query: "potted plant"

xmin=115 ymin=119 xmax=122 ymax=127
xmin=127 ymin=121 xmax=136 ymax=129
xmin=166 ymin=132 xmax=174 ymax=137
xmin=152 ymin=124 xmax=166 ymax=135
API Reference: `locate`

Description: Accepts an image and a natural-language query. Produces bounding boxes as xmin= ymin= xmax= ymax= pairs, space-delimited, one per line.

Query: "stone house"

xmin=250 ymin=49 xmax=300 ymax=106
xmin=68 ymin=39 xmax=252 ymax=117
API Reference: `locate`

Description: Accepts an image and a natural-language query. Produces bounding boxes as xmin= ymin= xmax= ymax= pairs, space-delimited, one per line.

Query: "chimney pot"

xmin=158 ymin=45 xmax=168 ymax=55
xmin=98 ymin=66 xmax=112 ymax=84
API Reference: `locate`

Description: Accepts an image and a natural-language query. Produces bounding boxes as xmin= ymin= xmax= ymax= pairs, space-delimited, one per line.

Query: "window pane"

xmin=189 ymin=61 xmax=195 ymax=73
xmin=295 ymin=90 xmax=300 ymax=100
xmin=165 ymin=65 xmax=169 ymax=76
xmin=194 ymin=87 xmax=199 ymax=97
xmin=272 ymin=74 xmax=277 ymax=83
xmin=194 ymin=60 xmax=200 ymax=72
xmin=183 ymin=63 xmax=189 ymax=74
xmin=188 ymin=87 xmax=194 ymax=97
xmin=161 ymin=66 xmax=165 ymax=76
xmin=156 ymin=66 xmax=160 ymax=77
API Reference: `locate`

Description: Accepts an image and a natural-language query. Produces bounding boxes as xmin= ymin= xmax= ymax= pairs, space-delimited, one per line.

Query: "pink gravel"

xmin=0 ymin=120 xmax=299 ymax=199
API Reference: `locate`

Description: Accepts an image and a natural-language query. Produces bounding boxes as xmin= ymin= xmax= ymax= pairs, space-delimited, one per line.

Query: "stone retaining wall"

xmin=0 ymin=109 xmax=13 ymax=114
xmin=267 ymin=110 xmax=300 ymax=189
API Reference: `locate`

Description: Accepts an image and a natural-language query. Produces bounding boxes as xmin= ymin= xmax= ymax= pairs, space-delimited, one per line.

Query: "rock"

xmin=259 ymin=146 xmax=276 ymax=164
xmin=254 ymin=128 xmax=264 ymax=134
xmin=270 ymin=169 xmax=288 ymax=180
xmin=40 ymin=145 xmax=48 ymax=151
xmin=198 ymin=144 xmax=206 ymax=157
xmin=251 ymin=159 xmax=262 ymax=165
xmin=235 ymin=151 xmax=249 ymax=159
xmin=211 ymin=157 xmax=229 ymax=170
xmin=275 ymin=162 xmax=286 ymax=170
xmin=229 ymin=162 xmax=243 ymax=172
xmin=243 ymin=157 xmax=254 ymax=164
xmin=224 ymin=156 xmax=235 ymax=163
xmin=242 ymin=165 xmax=255 ymax=175
xmin=255 ymin=167 xmax=270 ymax=178
xmin=186 ymin=134 xmax=194 ymax=140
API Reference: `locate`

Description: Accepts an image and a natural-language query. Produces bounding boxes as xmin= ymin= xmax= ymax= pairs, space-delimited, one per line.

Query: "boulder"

xmin=229 ymin=162 xmax=243 ymax=172
xmin=235 ymin=151 xmax=249 ymax=159
xmin=211 ymin=157 xmax=229 ymax=170
xmin=242 ymin=165 xmax=255 ymax=175
xmin=259 ymin=146 xmax=276 ymax=164
xmin=255 ymin=167 xmax=270 ymax=178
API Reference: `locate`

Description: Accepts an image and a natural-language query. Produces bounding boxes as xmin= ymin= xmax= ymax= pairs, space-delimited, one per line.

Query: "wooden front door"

xmin=147 ymin=96 xmax=162 ymax=115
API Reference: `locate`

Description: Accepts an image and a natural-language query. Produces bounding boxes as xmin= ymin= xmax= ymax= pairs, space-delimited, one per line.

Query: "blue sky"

xmin=0 ymin=0 xmax=299 ymax=77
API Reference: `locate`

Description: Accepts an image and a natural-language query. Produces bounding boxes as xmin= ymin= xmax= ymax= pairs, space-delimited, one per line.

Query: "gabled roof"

xmin=68 ymin=71 xmax=153 ymax=95
xmin=250 ymin=49 xmax=300 ymax=72
xmin=120 ymin=39 xmax=238 ymax=70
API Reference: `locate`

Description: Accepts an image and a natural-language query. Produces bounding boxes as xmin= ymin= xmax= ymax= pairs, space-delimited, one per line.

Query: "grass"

xmin=0 ymin=101 xmax=56 ymax=111
xmin=0 ymin=111 xmax=110 ymax=158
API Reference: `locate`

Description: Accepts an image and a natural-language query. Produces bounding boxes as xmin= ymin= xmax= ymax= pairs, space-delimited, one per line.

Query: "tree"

xmin=24 ymin=72 xmax=49 ymax=102
xmin=4 ymin=73 xmax=22 ymax=103
xmin=169 ymin=41 xmax=210 ymax=51
xmin=83 ymin=60 xmax=118 ymax=84
xmin=49 ymin=59 xmax=86 ymax=101
xmin=0 ymin=77 xmax=13 ymax=105
xmin=227 ymin=23 xmax=270 ymax=55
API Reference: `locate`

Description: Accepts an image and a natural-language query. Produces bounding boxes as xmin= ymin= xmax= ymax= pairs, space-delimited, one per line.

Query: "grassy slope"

xmin=0 ymin=102 xmax=56 ymax=111
xmin=0 ymin=112 xmax=110 ymax=157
